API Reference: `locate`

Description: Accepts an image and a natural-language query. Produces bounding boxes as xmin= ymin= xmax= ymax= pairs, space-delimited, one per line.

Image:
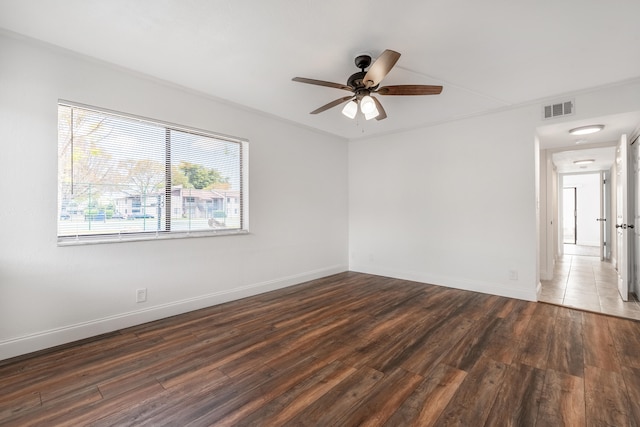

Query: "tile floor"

xmin=539 ymin=247 xmax=640 ymax=320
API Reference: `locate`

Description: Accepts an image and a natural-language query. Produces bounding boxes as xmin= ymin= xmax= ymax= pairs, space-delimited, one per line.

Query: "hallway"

xmin=539 ymin=250 xmax=640 ymax=320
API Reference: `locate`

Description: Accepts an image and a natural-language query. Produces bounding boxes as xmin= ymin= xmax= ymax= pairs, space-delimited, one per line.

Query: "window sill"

xmin=57 ymin=229 xmax=250 ymax=246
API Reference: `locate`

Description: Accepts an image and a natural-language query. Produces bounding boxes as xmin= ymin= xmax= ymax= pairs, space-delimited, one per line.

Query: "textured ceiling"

xmin=1 ymin=0 xmax=640 ymax=146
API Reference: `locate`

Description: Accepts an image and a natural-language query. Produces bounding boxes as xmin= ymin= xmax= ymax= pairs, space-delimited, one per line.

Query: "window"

xmin=57 ymin=102 xmax=248 ymax=244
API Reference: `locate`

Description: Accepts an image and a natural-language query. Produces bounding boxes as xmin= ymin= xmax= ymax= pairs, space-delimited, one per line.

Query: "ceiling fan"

xmin=292 ymin=49 xmax=443 ymax=121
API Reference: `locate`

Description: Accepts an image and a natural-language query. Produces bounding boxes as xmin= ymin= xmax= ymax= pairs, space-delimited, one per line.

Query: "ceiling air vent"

xmin=543 ymin=100 xmax=574 ymax=119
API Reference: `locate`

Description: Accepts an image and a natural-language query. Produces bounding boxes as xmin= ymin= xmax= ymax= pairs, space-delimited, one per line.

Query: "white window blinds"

xmin=57 ymin=102 xmax=247 ymax=243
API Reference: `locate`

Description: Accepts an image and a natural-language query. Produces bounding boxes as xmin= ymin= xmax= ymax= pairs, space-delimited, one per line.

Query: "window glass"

xmin=57 ymin=103 xmax=246 ymax=243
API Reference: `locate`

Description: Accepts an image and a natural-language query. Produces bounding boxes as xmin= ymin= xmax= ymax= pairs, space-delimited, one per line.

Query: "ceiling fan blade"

xmin=363 ymin=49 xmax=401 ymax=88
xmin=310 ymin=96 xmax=355 ymax=114
xmin=376 ymin=85 xmax=443 ymax=96
xmin=292 ymin=77 xmax=353 ymax=92
xmin=372 ymin=96 xmax=387 ymax=120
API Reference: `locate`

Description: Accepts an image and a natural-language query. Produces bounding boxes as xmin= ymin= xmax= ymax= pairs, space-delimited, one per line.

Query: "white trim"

xmin=58 ymin=229 xmax=250 ymax=246
xmin=350 ymin=264 xmax=538 ymax=302
xmin=0 ymin=264 xmax=347 ymax=361
xmin=537 ymin=281 xmax=542 ymax=298
xmin=540 ymin=268 xmax=554 ymax=281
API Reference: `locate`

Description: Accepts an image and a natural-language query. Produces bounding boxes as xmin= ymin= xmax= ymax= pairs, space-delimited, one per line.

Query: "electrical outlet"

xmin=136 ymin=288 xmax=147 ymax=303
xmin=508 ymin=270 xmax=518 ymax=281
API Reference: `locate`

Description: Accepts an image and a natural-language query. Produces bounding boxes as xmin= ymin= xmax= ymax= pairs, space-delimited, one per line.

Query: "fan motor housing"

xmin=347 ymin=71 xmax=367 ymax=89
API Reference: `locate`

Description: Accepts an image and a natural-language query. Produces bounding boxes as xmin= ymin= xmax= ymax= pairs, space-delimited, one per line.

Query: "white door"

xmin=603 ymin=171 xmax=612 ymax=260
xmin=616 ymin=134 xmax=629 ymax=301
xmin=633 ymin=138 xmax=640 ymax=298
xmin=600 ymin=171 xmax=605 ymax=261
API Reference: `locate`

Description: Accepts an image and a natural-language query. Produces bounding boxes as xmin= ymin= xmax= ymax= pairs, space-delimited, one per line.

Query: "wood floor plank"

xmin=432 ymin=355 xmax=507 ymax=426
xmin=1 ymin=272 xmax=639 ymax=426
xmin=0 ymin=392 xmax=41 ymax=422
xmin=536 ymin=369 xmax=585 ymax=426
xmin=383 ymin=363 xmax=467 ymax=427
xmin=286 ymin=365 xmax=384 ymax=426
xmin=0 ymin=332 xmax=156 ymax=402
xmin=547 ymin=315 xmax=584 ymax=378
xmin=336 ymin=368 xmax=423 ymax=427
xmin=237 ymin=360 xmax=356 ymax=426
xmin=622 ymin=366 xmax=640 ymax=427
xmin=483 ymin=363 xmax=546 ymax=426
xmin=348 ymin=313 xmax=441 ymax=373
xmin=584 ymin=365 xmax=631 ymax=426
xmin=479 ymin=328 xmax=519 ymax=365
xmin=494 ymin=297 xmax=519 ymax=318
xmin=440 ymin=315 xmax=503 ymax=371
xmin=400 ymin=314 xmax=475 ymax=376
xmin=0 ymin=386 xmax=102 ymax=426
xmin=496 ymin=299 xmax=537 ymax=339
xmin=188 ymin=354 xmax=329 ymax=426
xmin=44 ymin=381 xmax=167 ymax=427
xmin=582 ymin=311 xmax=620 ymax=372
xmin=608 ymin=316 xmax=640 ymax=369
xmin=98 ymin=363 xmax=274 ymax=426
xmin=513 ymin=303 xmax=558 ymax=370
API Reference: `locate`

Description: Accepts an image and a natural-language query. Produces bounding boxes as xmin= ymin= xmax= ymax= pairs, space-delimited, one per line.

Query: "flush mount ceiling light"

xmin=569 ymin=125 xmax=604 ymax=135
xmin=573 ymin=159 xmax=595 ymax=165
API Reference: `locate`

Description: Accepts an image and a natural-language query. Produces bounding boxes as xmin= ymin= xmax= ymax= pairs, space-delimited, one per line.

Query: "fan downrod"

xmin=348 ymin=54 xmax=373 ymax=89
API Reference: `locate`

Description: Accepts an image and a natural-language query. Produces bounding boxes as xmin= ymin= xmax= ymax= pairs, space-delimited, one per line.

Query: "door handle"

xmin=616 ymin=224 xmax=626 ymax=229
xmin=596 ymin=218 xmax=606 ymax=221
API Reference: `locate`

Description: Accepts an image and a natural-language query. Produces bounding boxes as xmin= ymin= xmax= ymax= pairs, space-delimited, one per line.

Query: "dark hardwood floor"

xmin=1 ymin=272 xmax=639 ymax=426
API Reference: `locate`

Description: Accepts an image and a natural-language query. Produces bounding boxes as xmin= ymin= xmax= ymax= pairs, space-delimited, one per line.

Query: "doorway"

xmin=539 ymin=143 xmax=640 ymax=319
xmin=562 ymin=174 xmax=601 ymax=253
xmin=537 ymin=114 xmax=640 ymax=320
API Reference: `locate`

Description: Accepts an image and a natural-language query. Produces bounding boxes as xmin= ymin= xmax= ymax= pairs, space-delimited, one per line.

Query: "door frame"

xmin=616 ymin=134 xmax=629 ymax=301
xmin=562 ymin=186 xmax=577 ymax=245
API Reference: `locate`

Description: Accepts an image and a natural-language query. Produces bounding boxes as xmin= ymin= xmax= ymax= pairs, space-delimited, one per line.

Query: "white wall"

xmin=0 ymin=34 xmax=349 ymax=360
xmin=349 ymin=107 xmax=539 ymax=301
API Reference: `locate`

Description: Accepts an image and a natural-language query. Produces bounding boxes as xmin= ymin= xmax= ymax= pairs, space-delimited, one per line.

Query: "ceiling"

xmin=1 ymin=0 xmax=640 ymax=151
xmin=551 ymin=146 xmax=617 ymax=174
xmin=539 ymin=111 xmax=640 ymax=173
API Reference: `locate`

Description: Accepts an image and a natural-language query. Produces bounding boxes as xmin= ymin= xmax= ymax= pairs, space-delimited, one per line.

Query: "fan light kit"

xmin=293 ymin=49 xmax=443 ymax=121
xmin=569 ymin=125 xmax=604 ymax=135
xmin=341 ymin=100 xmax=358 ymax=119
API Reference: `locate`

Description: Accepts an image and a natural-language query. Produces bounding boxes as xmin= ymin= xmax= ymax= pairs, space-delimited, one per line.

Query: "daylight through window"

xmin=57 ymin=102 xmax=247 ymax=243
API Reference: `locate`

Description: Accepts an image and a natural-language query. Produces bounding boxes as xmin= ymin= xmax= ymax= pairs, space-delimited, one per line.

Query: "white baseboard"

xmin=349 ymin=264 xmax=538 ymax=302
xmin=540 ymin=256 xmax=555 ymax=281
xmin=0 ymin=264 xmax=347 ymax=362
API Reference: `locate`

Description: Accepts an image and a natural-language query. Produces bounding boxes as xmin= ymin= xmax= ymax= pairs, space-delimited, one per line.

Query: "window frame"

xmin=57 ymin=100 xmax=249 ymax=246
